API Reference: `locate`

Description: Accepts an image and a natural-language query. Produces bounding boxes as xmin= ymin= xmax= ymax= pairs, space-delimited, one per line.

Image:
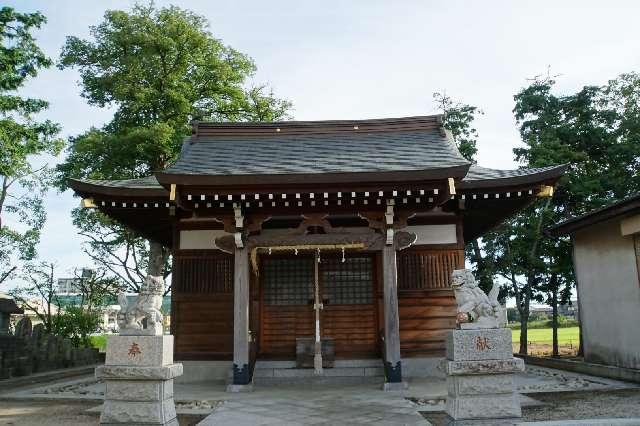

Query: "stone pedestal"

xmin=96 ymin=335 xmax=182 ymax=425
xmin=444 ymin=328 xmax=524 ymax=423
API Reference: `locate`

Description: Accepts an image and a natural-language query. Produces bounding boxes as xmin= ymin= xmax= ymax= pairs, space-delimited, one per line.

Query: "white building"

xmin=56 ymin=268 xmax=93 ymax=295
xmin=550 ymin=194 xmax=640 ymax=370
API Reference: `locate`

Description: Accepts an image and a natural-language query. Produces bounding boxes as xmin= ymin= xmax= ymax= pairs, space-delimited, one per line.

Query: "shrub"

xmin=52 ymin=306 xmax=102 ymax=347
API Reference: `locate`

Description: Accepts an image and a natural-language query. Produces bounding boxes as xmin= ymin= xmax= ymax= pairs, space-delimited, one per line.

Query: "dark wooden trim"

xmin=167 ymin=180 xmax=452 ymax=196
xmin=397 ymin=289 xmax=456 ymax=298
xmin=191 ymin=115 xmax=444 ymax=137
xmin=372 ymin=252 xmax=381 ymax=356
xmin=175 ymin=352 xmax=233 ymax=361
xmin=177 ymin=220 xmax=225 ymax=230
xmin=173 ymin=248 xmax=228 ymax=256
xmin=409 ymin=243 xmax=461 ymax=250
xmin=406 ymin=215 xmax=458 ymax=226
xmin=457 ymin=219 xmax=464 ymax=247
xmin=171 ymin=292 xmax=232 ymax=302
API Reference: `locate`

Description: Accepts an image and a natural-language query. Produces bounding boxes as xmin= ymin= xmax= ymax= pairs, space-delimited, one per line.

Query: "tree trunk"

xmin=147 ymin=240 xmax=165 ymax=276
xmin=578 ymin=320 xmax=584 ymax=357
xmin=551 ymin=280 xmax=559 ymax=357
xmin=519 ymin=310 xmax=528 ymax=355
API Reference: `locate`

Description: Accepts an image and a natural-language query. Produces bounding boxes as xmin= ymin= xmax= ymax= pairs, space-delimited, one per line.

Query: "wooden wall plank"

xmin=172 ymin=251 xmax=235 ymax=360
xmin=397 ymin=247 xmax=462 ymax=357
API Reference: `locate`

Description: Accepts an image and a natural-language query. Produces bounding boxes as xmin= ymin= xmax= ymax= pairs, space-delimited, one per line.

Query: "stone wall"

xmin=0 ymin=317 xmax=102 ymax=379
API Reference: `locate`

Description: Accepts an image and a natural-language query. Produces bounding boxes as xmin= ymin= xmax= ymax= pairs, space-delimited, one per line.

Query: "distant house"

xmin=558 ymin=300 xmax=579 ymax=320
xmin=56 ymin=268 xmax=93 ymax=295
xmin=530 ymin=301 xmax=579 ymax=320
xmin=549 ymin=194 xmax=640 ymax=370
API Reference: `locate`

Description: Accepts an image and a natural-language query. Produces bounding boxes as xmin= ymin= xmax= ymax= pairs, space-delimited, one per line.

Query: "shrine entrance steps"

xmin=252 ymin=358 xmax=385 ymax=385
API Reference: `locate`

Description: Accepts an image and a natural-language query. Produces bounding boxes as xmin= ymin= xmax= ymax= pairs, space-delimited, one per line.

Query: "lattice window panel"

xmin=321 ymin=257 xmax=373 ymax=305
xmin=262 ymin=257 xmax=314 ymax=305
xmin=397 ymin=249 xmax=463 ymax=290
xmin=173 ymin=252 xmax=233 ymax=293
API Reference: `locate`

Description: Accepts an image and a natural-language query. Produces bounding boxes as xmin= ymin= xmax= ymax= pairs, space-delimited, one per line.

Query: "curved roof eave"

xmin=67 ymin=177 xmax=167 ymax=198
xmin=459 ymin=164 xmax=568 ymax=190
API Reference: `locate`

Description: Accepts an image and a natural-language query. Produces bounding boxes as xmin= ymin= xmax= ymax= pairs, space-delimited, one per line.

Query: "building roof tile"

xmin=164 ymin=129 xmax=470 ymax=177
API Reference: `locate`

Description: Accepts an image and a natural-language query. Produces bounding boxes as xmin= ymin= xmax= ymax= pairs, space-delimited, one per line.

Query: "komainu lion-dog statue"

xmin=451 ymin=269 xmax=507 ymax=329
xmin=117 ymin=275 xmax=165 ymax=336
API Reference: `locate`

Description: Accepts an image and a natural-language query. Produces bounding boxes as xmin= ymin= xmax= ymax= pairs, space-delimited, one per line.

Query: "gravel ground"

xmin=3 ymin=389 xmax=640 ymax=425
xmin=522 ymin=388 xmax=640 ymax=421
xmin=0 ymin=400 xmax=99 ymax=426
xmin=0 ymin=400 xmax=205 ymax=426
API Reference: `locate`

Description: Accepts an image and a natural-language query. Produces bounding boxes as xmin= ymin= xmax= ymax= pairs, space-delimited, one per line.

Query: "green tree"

xmin=11 ymin=263 xmax=115 ymax=346
xmin=539 ymin=245 xmax=573 ymax=356
xmin=481 ymin=201 xmax=553 ymax=354
xmin=55 ymin=4 xmax=291 ymax=290
xmin=500 ymin=72 xmax=640 ymax=355
xmin=439 ymin=72 xmax=640 ymax=355
xmin=10 ymin=261 xmax=60 ymax=333
xmin=434 ymin=92 xmax=481 ymax=162
xmin=0 ymin=7 xmax=62 ymax=285
xmin=434 ymin=92 xmax=498 ymax=295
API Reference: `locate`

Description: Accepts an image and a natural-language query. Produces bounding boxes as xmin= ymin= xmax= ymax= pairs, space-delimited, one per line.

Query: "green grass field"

xmin=511 ymin=326 xmax=580 ymax=345
xmin=90 ymin=334 xmax=108 ymax=351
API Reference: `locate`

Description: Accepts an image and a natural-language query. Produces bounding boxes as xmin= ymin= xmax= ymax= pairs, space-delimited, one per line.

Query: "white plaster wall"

xmin=621 ymin=214 xmax=640 ymax=236
xmin=179 ymin=229 xmax=229 ymax=250
xmin=573 ymin=219 xmax=640 ymax=369
xmin=406 ymin=224 xmax=457 ymax=245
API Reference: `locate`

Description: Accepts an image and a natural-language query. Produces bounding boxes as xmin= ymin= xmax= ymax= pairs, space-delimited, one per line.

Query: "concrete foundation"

xmin=175 ymin=360 xmax=231 ymax=384
xmin=176 ymin=356 xmax=446 ymax=386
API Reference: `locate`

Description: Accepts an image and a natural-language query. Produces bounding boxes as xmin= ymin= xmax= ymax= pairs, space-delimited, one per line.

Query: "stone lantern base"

xmin=96 ymin=335 xmax=182 ymax=425
xmin=444 ymin=328 xmax=524 ymax=423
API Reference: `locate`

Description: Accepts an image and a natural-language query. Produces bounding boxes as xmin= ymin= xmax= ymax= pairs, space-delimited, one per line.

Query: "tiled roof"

xmin=68 ymin=116 xmax=566 ymax=192
xmin=77 ymin=176 xmax=161 ymax=189
xmin=460 ymin=164 xmax=567 ymax=189
xmin=68 ymin=175 xmax=167 ymax=197
xmin=164 ymin=130 xmax=470 ymax=176
xmin=463 ymin=164 xmax=564 ymax=181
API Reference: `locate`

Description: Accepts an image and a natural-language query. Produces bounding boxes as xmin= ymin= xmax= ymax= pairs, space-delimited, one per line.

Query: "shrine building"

xmin=69 ymin=115 xmax=565 ymax=388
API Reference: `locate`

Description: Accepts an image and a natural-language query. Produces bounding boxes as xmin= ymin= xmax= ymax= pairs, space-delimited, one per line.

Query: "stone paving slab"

xmin=516 ymin=420 xmax=640 ymax=426
xmin=198 ymin=384 xmax=428 ymax=425
xmin=3 ymin=364 xmax=640 ymax=425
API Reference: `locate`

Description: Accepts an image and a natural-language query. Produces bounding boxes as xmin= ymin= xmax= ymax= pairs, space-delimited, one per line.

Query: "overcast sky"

xmin=6 ymin=0 xmax=640 ymax=282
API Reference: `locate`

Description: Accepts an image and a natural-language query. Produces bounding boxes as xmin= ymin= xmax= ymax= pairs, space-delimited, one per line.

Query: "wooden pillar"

xmin=232 ymin=246 xmax=251 ymax=385
xmin=382 ymin=244 xmax=402 ymax=383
